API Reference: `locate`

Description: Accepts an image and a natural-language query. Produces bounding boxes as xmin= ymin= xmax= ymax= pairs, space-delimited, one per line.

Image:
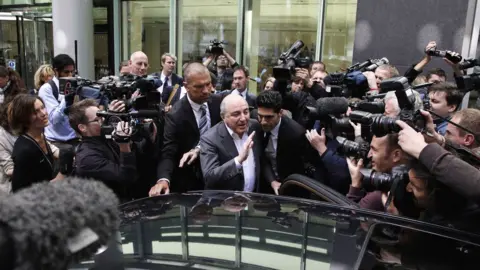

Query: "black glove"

xmin=58 ymin=146 xmax=75 ymax=175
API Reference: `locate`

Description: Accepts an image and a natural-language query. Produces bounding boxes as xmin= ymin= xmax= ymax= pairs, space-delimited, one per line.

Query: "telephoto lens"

xmin=331 ymin=117 xmax=353 ymax=134
xmin=370 ymin=115 xmax=400 ymax=137
xmin=360 ymin=168 xmax=394 ymax=192
xmin=350 ymin=101 xmax=385 ymax=114
xmin=336 ymin=136 xmax=369 ymax=160
xmin=348 ymin=110 xmax=382 ymax=125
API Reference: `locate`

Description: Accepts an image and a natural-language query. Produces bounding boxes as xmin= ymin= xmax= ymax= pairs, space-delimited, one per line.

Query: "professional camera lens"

xmin=352 ymin=101 xmax=385 ymax=114
xmin=370 ymin=115 xmax=400 ymax=137
xmin=360 ymin=168 xmax=393 ymax=192
xmin=349 ymin=110 xmax=375 ymax=125
xmin=332 ymin=117 xmax=353 ymax=134
xmin=336 ymin=136 xmax=369 ymax=160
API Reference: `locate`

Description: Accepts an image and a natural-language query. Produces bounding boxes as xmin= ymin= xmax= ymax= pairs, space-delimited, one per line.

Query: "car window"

xmin=356 ymin=223 xmax=480 ymax=269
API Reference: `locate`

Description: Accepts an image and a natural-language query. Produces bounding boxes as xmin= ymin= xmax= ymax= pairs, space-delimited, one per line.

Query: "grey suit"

xmin=200 ymin=119 xmax=263 ymax=191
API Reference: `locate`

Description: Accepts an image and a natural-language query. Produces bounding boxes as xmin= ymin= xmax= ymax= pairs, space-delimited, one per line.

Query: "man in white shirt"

xmin=230 ymin=66 xmax=257 ymax=109
xmin=153 ymin=53 xmax=184 ymax=106
xmin=199 ymin=94 xmax=263 ymax=191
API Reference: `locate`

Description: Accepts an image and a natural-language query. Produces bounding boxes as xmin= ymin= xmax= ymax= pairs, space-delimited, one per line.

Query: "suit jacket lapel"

xmin=181 ymin=97 xmax=200 ymax=137
xmin=219 ymin=123 xmax=239 ymax=160
xmin=208 ymin=97 xmax=221 ymax=126
xmin=276 ymin=117 xmax=288 ymax=165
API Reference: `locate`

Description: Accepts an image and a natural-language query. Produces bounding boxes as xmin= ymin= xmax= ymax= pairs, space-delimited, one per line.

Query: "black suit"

xmin=228 ymin=89 xmax=257 ymax=109
xmin=157 ymin=94 xmax=223 ymax=192
xmin=200 ymin=119 xmax=263 ymax=191
xmin=263 ymin=116 xmax=309 ymax=184
xmin=153 ymin=73 xmax=183 ymax=105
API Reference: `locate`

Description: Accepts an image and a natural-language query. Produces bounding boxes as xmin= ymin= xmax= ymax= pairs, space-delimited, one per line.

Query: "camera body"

xmin=426 ymin=48 xmax=462 ymax=64
xmin=101 ymin=74 xmax=161 ymax=111
xmin=273 ymin=40 xmax=308 ymax=80
xmin=206 ymin=39 xmax=227 ymax=55
xmin=97 ymin=110 xmax=160 ymax=142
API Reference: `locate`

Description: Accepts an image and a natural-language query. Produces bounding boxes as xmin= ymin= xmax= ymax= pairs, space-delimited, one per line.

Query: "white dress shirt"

xmin=179 ymin=86 xmax=187 ymax=100
xmin=226 ymin=125 xmax=256 ymax=192
xmin=187 ymin=94 xmax=210 ymax=128
xmin=268 ymin=118 xmax=282 ymax=152
xmin=231 ymin=89 xmax=248 ymax=99
xmin=157 ymin=72 xmax=173 ymax=94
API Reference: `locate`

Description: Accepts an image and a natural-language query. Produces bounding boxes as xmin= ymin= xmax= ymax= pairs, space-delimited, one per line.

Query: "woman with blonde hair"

xmin=33 ymin=64 xmax=55 ymax=94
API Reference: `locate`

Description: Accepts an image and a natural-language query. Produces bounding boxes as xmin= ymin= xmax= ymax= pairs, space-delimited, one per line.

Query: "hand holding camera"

xmin=108 ymin=100 xmax=126 ymax=113
xmin=113 ymin=121 xmax=133 ymax=144
xmin=396 ymin=120 xmax=428 ymax=159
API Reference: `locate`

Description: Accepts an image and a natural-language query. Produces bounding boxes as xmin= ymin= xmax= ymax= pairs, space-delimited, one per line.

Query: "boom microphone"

xmin=315 ymin=97 xmax=349 ymax=117
xmin=0 ymin=178 xmax=120 ymax=270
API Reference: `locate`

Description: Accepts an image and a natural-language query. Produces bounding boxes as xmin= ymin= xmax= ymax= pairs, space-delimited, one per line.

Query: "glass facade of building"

xmin=121 ymin=0 xmax=358 ymax=92
xmin=0 ymin=0 xmax=358 ymax=91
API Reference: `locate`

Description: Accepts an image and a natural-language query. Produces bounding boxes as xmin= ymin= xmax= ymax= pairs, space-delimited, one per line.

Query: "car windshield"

xmin=72 ymin=191 xmax=480 ymax=270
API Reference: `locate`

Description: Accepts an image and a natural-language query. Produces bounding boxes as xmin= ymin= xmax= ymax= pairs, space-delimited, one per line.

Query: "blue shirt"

xmin=434 ymin=116 xmax=451 ymax=136
xmin=38 ymin=77 xmax=77 ymax=142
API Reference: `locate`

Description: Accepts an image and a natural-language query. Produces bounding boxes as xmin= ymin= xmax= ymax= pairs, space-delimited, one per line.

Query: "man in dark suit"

xmin=149 ymin=63 xmax=224 ymax=196
xmin=150 ymin=53 xmax=184 ymax=105
xmin=256 ymin=91 xmax=310 ymax=195
xmin=200 ymin=94 xmax=263 ymax=191
xmin=230 ymin=66 xmax=257 ymax=109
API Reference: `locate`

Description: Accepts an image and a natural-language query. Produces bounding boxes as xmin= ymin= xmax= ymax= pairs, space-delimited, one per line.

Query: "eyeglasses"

xmin=87 ymin=117 xmax=102 ymax=124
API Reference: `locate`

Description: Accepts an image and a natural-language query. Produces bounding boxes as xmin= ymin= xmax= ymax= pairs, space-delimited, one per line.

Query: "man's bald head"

xmin=184 ymin=62 xmax=212 ymax=104
xmin=184 ymin=63 xmax=210 ymax=84
xmin=129 ymin=51 xmax=149 ymax=76
xmin=221 ymin=94 xmax=248 ymax=117
xmin=221 ymin=93 xmax=250 ymax=135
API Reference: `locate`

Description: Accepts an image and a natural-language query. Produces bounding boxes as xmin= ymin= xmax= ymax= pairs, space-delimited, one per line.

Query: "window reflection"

xmin=122 ymin=0 xmax=170 ymax=73
xmin=321 ymin=0 xmax=357 ymax=72
xmin=244 ymin=0 xmax=320 ymax=93
xmin=179 ymin=0 xmax=238 ymax=73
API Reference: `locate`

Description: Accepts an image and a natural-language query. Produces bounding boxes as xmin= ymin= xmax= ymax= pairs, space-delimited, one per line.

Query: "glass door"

xmin=0 ymin=10 xmax=52 ymax=89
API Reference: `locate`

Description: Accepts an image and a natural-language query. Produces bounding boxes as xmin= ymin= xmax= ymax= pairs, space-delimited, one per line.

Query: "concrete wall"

xmin=352 ymin=0 xmax=468 ymax=75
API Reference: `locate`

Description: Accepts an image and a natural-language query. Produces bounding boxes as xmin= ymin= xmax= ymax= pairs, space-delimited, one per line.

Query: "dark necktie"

xmin=198 ymin=104 xmax=209 ymax=135
xmin=164 ymin=76 xmax=169 ymax=89
xmin=263 ymin=132 xmax=271 ymax=149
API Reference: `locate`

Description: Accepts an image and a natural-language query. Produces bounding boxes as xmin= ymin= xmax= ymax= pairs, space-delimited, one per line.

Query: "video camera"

xmin=96 ymin=110 xmax=160 ymax=142
xmin=426 ymin=48 xmax=463 ymax=64
xmin=323 ymin=57 xmax=389 ymax=98
xmin=59 ymin=74 xmax=161 ymax=111
xmin=206 ymin=39 xmax=227 ymax=55
xmin=273 ymin=40 xmax=312 ymax=80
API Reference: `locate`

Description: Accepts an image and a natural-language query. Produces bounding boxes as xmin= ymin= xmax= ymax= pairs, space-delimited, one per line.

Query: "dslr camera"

xmin=206 ymin=39 xmax=227 ymax=55
xmin=361 ymin=165 xmax=419 ymax=218
xmin=364 ymin=77 xmax=426 ymax=137
xmin=336 ymin=136 xmax=369 ymax=160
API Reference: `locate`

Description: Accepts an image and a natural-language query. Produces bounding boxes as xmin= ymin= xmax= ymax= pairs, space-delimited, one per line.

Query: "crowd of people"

xmin=0 ymin=41 xmax=479 ymax=237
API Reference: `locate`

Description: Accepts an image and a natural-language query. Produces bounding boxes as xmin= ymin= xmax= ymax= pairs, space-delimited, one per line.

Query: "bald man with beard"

xmin=150 ymin=63 xmax=228 ymax=196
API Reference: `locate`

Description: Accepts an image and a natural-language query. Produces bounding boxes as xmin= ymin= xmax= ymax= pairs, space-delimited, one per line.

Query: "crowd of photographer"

xmin=0 ymin=39 xmax=479 ymax=238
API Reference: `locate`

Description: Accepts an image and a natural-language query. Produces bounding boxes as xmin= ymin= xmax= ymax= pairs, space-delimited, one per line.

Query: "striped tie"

xmin=198 ymin=104 xmax=209 ymax=135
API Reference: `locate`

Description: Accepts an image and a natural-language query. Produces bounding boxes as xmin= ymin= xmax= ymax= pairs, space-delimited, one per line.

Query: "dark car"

xmin=71 ymin=178 xmax=480 ymax=270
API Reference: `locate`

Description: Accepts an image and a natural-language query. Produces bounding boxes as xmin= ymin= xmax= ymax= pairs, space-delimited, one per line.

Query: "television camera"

xmin=206 ymin=39 xmax=228 ymax=55
xmin=273 ymin=40 xmax=312 ymax=80
xmin=323 ymin=57 xmax=389 ymax=98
